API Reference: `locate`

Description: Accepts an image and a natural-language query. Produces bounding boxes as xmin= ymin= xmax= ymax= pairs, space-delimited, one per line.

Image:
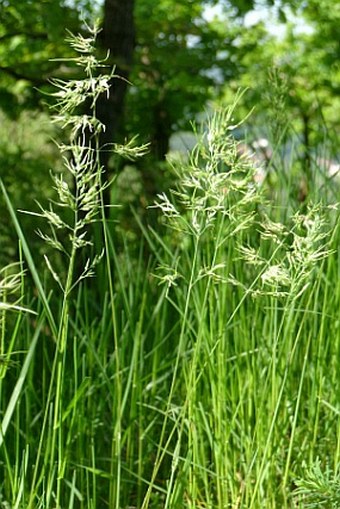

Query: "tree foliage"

xmin=0 ymin=1 xmax=87 ymax=114
xmin=126 ymin=0 xmax=271 ymax=159
xmin=0 ymin=0 xmax=338 ymax=217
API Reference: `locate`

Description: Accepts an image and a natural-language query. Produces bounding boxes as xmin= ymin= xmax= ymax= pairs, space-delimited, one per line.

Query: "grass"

xmin=0 ymin=26 xmax=340 ymax=509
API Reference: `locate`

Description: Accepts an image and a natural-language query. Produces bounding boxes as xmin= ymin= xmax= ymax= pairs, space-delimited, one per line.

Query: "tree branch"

xmin=0 ymin=65 xmax=47 ymax=86
xmin=0 ymin=31 xmax=48 ymax=43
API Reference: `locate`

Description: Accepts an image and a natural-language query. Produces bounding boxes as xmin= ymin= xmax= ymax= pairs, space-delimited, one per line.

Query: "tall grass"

xmin=0 ymin=27 xmax=340 ymax=509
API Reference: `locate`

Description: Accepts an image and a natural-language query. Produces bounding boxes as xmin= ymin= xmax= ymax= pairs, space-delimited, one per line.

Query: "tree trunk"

xmin=302 ymin=111 xmax=311 ymax=180
xmin=299 ymin=111 xmax=311 ymax=202
xmin=151 ymin=102 xmax=172 ymax=161
xmin=97 ymin=0 xmax=135 ymax=206
xmin=75 ymin=1 xmax=135 ymax=288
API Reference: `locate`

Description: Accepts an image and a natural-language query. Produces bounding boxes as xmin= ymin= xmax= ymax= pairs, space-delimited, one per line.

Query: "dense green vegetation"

xmin=0 ymin=1 xmax=340 ymax=508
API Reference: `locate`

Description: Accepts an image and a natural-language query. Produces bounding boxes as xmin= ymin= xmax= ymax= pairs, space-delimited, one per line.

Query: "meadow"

xmin=0 ymin=28 xmax=340 ymax=509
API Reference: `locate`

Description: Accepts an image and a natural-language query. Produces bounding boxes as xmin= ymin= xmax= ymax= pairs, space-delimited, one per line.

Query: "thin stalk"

xmin=141 ymin=236 xmax=200 ymax=509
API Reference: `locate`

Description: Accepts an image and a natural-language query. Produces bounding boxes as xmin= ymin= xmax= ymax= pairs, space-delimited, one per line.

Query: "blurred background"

xmin=0 ymin=0 xmax=339 ymax=264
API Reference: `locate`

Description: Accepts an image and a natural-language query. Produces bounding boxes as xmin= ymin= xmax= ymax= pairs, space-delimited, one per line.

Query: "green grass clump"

xmin=0 ymin=25 xmax=340 ymax=509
